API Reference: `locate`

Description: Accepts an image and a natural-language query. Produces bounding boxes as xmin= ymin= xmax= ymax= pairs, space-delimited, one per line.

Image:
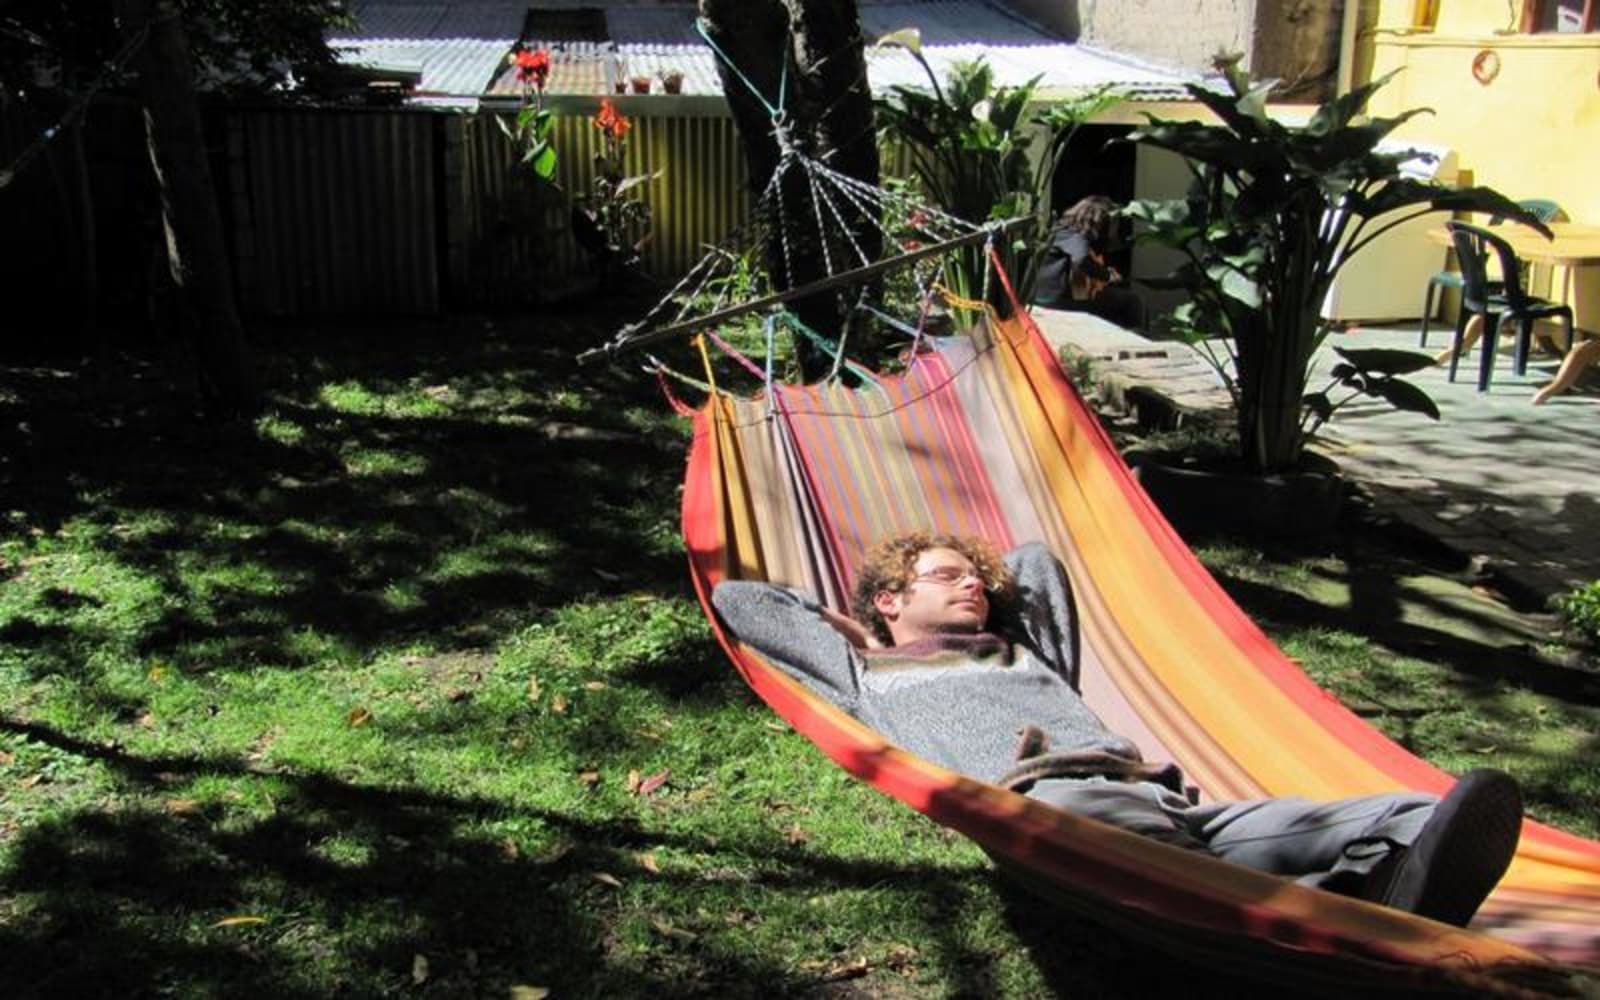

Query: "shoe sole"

xmin=1383 ymin=770 xmax=1523 ymax=927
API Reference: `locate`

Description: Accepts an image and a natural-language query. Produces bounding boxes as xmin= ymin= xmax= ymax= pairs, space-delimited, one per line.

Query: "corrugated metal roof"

xmin=333 ymin=1 xmax=1197 ymax=107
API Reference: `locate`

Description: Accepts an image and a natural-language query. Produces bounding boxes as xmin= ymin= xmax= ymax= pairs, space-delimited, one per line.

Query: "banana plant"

xmin=1126 ymin=57 xmax=1550 ymax=473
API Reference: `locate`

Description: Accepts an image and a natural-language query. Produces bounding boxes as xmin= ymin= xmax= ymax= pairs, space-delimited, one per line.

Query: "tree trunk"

xmin=66 ymin=116 xmax=105 ymax=364
xmin=699 ymin=0 xmax=881 ymax=381
xmin=118 ymin=0 xmax=257 ymax=414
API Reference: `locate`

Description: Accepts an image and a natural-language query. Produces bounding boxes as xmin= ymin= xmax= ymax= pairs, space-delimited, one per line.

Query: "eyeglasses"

xmin=911 ymin=566 xmax=985 ymax=588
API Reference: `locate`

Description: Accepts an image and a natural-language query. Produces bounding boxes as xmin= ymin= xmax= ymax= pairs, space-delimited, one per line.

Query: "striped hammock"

xmin=680 ymin=307 xmax=1600 ymax=992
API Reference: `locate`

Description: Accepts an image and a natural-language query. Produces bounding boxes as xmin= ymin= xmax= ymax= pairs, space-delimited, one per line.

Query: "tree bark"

xmin=118 ymin=0 xmax=257 ymax=413
xmin=698 ymin=0 xmax=881 ymax=381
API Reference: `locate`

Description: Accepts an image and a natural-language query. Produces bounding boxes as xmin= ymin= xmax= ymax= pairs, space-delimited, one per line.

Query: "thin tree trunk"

xmin=699 ymin=0 xmax=881 ymax=381
xmin=118 ymin=0 xmax=257 ymax=414
xmin=66 ymin=116 xmax=105 ymax=365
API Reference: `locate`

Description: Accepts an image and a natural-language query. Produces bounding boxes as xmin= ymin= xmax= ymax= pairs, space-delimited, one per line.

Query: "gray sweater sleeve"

xmin=1002 ymin=542 xmax=1081 ymax=691
xmin=710 ymin=581 xmax=863 ymax=712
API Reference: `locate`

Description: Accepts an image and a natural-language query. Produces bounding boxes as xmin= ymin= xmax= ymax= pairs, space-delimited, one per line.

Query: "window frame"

xmin=1520 ymin=0 xmax=1599 ymax=33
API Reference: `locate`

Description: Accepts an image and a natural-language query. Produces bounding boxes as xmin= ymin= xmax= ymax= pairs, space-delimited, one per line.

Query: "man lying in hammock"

xmin=713 ymin=531 xmax=1523 ymax=928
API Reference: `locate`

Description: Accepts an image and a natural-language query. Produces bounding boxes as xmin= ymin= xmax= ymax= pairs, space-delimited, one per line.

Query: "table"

xmin=1425 ymin=222 xmax=1600 ymax=401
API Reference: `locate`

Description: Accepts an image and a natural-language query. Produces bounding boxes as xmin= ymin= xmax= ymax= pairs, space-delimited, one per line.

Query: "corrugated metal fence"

xmin=2 ymin=99 xmax=904 ymax=319
xmin=230 ymin=110 xmax=439 ymax=316
xmin=231 ymin=105 xmax=761 ymax=315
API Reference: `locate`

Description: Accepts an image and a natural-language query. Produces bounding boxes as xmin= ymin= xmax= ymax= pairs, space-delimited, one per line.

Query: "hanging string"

xmin=645 ymin=357 xmax=704 ymax=418
xmin=695 ymin=17 xmax=786 ymax=118
xmin=695 ymin=334 xmax=720 ymax=397
xmin=762 ymin=313 xmax=779 ymax=418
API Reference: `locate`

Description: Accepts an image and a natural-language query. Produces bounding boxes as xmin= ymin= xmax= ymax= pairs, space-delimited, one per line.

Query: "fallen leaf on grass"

xmin=412 ymin=953 xmax=429 ymax=984
xmin=346 ymin=706 xmax=372 ymax=728
xmin=650 ymin=918 xmax=696 ymax=942
xmin=785 ymin=824 xmax=810 ymax=845
xmin=583 ymin=681 xmax=606 ymax=691
xmin=592 ymin=872 xmax=623 ymax=889
xmin=637 ymin=852 xmax=661 ymax=874
xmin=212 ymin=916 xmax=268 ymax=928
xmin=135 ymin=711 xmax=157 ymax=730
xmin=0 ymin=751 xmax=13 ymax=766
xmin=626 ymin=769 xmax=642 ymax=793
xmin=577 ymin=769 xmax=601 ymax=789
xmin=148 ymin=663 xmax=168 ymax=683
xmin=636 ymin=769 xmax=670 ymax=796
xmin=165 ymin=798 xmax=203 ymax=816
xmin=509 ymin=987 xmax=550 ymax=1000
xmin=593 ymin=568 xmax=623 ymax=582
xmin=18 ymin=774 xmax=44 ymax=789
xmin=527 ymin=678 xmax=542 ymax=702
xmin=551 ymin=695 xmax=569 ymax=715
xmin=501 ymin=838 xmax=521 ymax=860
xmin=446 ymin=687 xmax=472 ymax=703
xmin=818 ymin=958 xmax=871 ymax=982
xmin=764 ymin=721 xmax=788 ymax=733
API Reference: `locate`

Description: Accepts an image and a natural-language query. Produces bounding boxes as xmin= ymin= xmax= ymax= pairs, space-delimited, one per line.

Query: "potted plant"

xmin=630 ymin=74 xmax=652 ymax=95
xmin=659 ymin=68 xmax=684 ymax=95
xmin=1125 ymin=57 xmax=1548 ymax=484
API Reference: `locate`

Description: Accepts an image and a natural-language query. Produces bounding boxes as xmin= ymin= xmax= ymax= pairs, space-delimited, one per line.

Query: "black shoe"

xmin=1369 ymin=769 xmax=1523 ymax=927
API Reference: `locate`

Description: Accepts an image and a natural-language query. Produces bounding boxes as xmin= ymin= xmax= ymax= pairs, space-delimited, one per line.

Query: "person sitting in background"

xmin=713 ymin=531 xmax=1524 ymax=927
xmin=1032 ymin=195 xmax=1146 ymax=332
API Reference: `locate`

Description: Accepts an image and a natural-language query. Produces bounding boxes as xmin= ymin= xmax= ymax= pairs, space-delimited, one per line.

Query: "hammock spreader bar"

xmin=575 ymin=220 xmax=1025 ymax=366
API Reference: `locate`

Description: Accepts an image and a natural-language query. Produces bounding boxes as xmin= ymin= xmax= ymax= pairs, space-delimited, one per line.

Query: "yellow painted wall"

xmin=1358 ymin=0 xmax=1600 ymax=327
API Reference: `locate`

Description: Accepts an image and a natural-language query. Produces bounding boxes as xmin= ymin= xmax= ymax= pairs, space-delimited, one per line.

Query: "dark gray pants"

xmin=1031 ymin=777 xmax=1436 ymax=889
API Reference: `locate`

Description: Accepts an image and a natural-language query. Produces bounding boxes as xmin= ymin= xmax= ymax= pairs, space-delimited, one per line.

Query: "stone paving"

xmin=1032 ymin=307 xmax=1600 ymax=601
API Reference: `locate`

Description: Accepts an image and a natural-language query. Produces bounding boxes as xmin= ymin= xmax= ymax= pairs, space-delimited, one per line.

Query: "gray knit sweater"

xmin=711 ymin=543 xmax=1141 ymax=782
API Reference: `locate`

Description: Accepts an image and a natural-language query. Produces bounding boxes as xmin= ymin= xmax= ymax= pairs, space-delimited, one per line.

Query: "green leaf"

xmin=1302 ymin=391 xmax=1333 ymax=424
xmin=1332 ymin=346 xmax=1436 ymax=376
xmin=613 ymin=170 xmax=662 ymax=197
xmin=875 ymin=27 xmax=922 ymax=55
xmin=1305 ymin=68 xmax=1402 ymax=136
xmin=531 ymin=145 xmax=558 ymax=181
xmin=1373 ymin=377 xmax=1441 ymax=420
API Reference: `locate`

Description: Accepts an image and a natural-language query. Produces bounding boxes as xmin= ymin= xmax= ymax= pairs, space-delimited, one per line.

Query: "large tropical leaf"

xmin=1332 ymin=346 xmax=1436 ymax=376
xmin=1305 ymin=68 xmax=1401 ymax=136
xmin=1345 ymin=181 xmax=1554 ymax=236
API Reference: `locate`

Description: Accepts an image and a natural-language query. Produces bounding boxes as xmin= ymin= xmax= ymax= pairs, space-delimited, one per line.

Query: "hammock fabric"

xmin=680 ymin=303 xmax=1600 ymax=992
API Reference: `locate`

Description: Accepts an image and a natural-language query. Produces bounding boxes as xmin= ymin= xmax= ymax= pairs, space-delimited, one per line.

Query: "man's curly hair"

xmin=850 ymin=531 xmax=1017 ymax=645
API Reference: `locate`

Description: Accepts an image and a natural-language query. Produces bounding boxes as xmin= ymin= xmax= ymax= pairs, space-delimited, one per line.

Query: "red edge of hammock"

xmin=680 ymin=406 xmax=1553 ymax=982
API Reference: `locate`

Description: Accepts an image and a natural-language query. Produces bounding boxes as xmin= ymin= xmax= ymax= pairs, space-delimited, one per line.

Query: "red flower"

xmin=593 ymin=97 xmax=632 ymax=141
xmin=514 ymin=48 xmax=551 ymax=90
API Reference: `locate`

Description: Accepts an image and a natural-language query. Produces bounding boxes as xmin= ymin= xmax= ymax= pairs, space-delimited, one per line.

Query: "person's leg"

xmin=1178 ymin=792 xmax=1436 ymax=891
xmin=1029 ymin=777 xmax=1210 ymax=852
xmin=1180 ymin=771 xmax=1522 ymax=926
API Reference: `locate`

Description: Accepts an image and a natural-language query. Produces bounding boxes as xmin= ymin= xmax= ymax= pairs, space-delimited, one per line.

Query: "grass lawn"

xmin=1 ymin=308 xmax=1595 ymax=998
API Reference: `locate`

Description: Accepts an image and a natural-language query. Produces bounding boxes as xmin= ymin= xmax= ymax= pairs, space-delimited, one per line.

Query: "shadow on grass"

xmin=0 ymin=312 xmax=694 ymax=696
xmin=0 ymin=715 xmax=1067 ymax=999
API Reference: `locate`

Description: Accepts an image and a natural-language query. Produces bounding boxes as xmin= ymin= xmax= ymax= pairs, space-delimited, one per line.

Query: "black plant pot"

xmin=1126 ymin=451 xmax=1344 ymax=539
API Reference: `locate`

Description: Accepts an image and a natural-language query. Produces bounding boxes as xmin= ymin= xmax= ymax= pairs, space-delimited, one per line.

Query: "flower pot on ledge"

xmin=1126 ymin=450 xmax=1344 ymax=539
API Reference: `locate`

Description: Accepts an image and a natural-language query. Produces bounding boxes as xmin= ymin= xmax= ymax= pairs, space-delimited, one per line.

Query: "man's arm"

xmin=1003 ymin=543 xmax=1081 ymax=690
xmin=711 ymin=581 xmax=865 ymax=711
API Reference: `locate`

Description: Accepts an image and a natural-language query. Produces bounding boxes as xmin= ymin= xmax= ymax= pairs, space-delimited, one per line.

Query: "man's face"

xmin=873 ymin=546 xmax=990 ymax=645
